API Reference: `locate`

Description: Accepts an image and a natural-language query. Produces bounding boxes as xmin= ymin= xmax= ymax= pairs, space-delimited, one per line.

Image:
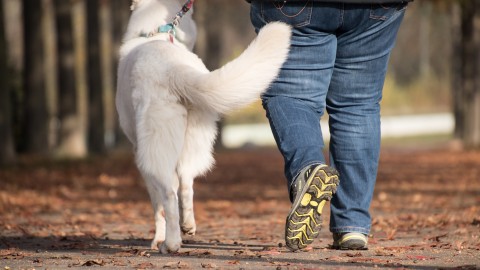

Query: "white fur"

xmin=116 ymin=0 xmax=291 ymax=254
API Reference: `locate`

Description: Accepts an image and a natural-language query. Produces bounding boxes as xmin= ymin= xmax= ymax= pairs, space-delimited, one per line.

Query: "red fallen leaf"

xmin=303 ymin=246 xmax=314 ymax=252
xmin=227 ymin=260 xmax=240 ymax=265
xmin=406 ymin=254 xmax=434 ymax=261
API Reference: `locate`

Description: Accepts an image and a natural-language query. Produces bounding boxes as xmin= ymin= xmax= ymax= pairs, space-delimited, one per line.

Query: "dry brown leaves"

xmin=1 ymin=148 xmax=479 ymax=268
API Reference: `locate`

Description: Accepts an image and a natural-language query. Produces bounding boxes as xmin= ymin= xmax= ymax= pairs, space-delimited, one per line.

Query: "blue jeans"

xmin=250 ymin=1 xmax=407 ymax=235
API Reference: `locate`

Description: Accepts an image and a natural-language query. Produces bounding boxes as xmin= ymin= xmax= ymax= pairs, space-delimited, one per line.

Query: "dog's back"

xmin=117 ymin=21 xmax=291 ymax=176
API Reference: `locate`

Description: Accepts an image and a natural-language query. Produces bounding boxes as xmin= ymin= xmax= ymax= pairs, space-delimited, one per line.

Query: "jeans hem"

xmin=330 ymin=226 xmax=370 ymax=235
xmin=289 ymin=161 xmax=326 ymax=190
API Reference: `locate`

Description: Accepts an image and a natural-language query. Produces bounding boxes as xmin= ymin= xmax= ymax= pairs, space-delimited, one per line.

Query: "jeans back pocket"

xmin=370 ymin=3 xmax=408 ymax=21
xmin=261 ymin=0 xmax=313 ymax=27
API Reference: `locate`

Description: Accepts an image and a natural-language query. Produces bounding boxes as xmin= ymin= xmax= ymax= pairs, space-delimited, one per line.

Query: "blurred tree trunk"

xmin=451 ymin=2 xmax=463 ymax=141
xmin=22 ymin=0 xmax=49 ymax=154
xmin=419 ymin=1 xmax=432 ymax=78
xmin=55 ymin=0 xmax=86 ymax=157
xmin=86 ymin=0 xmax=106 ymax=153
xmin=111 ymin=0 xmax=131 ymax=148
xmin=43 ymin=0 xmax=58 ymax=151
xmin=111 ymin=0 xmax=129 ymax=58
xmin=453 ymin=0 xmax=480 ymax=148
xmin=194 ymin=0 xmax=225 ymax=150
xmin=0 ymin=0 xmax=16 ymax=164
xmin=468 ymin=0 xmax=480 ymax=147
xmin=99 ymin=0 xmax=115 ymax=149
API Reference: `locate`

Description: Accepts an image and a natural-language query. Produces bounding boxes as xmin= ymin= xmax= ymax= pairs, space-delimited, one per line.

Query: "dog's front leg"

xmin=158 ymin=185 xmax=182 ymax=254
xmin=144 ymin=177 xmax=166 ymax=249
xmin=144 ymin=173 xmax=182 ymax=253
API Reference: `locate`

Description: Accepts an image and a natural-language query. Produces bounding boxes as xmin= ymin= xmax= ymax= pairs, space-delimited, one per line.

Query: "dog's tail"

xmin=171 ymin=22 xmax=291 ymax=114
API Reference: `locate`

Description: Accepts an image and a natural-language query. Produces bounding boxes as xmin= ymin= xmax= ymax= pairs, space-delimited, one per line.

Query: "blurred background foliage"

xmin=0 ymin=0 xmax=480 ymax=165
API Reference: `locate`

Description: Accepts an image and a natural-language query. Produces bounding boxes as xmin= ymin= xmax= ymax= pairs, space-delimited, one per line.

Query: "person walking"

xmin=249 ymin=0 xmax=411 ymax=251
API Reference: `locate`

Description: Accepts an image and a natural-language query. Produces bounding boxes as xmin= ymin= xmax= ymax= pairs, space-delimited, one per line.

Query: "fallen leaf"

xmin=201 ymin=262 xmax=218 ymax=268
xmin=427 ymin=234 xmax=448 ymax=242
xmin=342 ymin=252 xmax=363 ymax=257
xmin=258 ymin=250 xmax=282 ymax=256
xmin=325 ymin=256 xmax=344 ymax=262
xmin=163 ymin=261 xmax=189 ymax=269
xmin=137 ymin=262 xmax=155 ymax=269
xmin=387 ymin=229 xmax=397 ymax=240
xmin=374 ymin=247 xmax=395 ymax=257
xmin=348 ymin=257 xmax=387 ymax=264
xmin=184 ymin=249 xmax=213 ymax=256
xmin=233 ymin=249 xmax=257 ymax=257
xmin=81 ymin=259 xmax=105 ymax=266
xmin=406 ymin=254 xmax=434 ymax=261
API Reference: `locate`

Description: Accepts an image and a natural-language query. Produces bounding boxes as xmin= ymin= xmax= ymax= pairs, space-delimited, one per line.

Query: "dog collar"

xmin=138 ymin=0 xmax=194 ymax=43
xmin=139 ymin=23 xmax=176 ymax=43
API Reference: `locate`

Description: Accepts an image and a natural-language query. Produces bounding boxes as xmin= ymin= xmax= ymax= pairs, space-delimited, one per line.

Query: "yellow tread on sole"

xmin=285 ymin=165 xmax=340 ymax=251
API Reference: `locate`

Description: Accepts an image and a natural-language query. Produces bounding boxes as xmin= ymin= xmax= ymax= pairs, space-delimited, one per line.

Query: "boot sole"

xmin=285 ymin=165 xmax=340 ymax=251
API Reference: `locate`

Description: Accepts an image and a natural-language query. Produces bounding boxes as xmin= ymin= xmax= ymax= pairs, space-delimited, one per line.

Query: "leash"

xmin=172 ymin=0 xmax=195 ymax=27
xmin=139 ymin=0 xmax=195 ymax=43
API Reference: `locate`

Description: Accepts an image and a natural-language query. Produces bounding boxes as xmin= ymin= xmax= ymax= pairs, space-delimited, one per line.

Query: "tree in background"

xmin=86 ymin=0 xmax=106 ymax=154
xmin=452 ymin=0 xmax=480 ymax=148
xmin=2 ymin=0 xmax=478 ymax=160
xmin=55 ymin=0 xmax=86 ymax=157
xmin=22 ymin=0 xmax=49 ymax=154
xmin=111 ymin=0 xmax=131 ymax=147
xmin=0 ymin=0 xmax=15 ymax=164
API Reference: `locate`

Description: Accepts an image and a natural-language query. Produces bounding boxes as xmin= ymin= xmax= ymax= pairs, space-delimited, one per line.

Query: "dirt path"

xmin=1 ymin=147 xmax=479 ymax=269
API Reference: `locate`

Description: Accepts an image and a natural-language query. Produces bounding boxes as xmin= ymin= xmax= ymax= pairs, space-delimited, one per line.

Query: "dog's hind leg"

xmin=178 ymin=174 xmax=195 ymax=235
xmin=135 ymin=100 xmax=187 ymax=253
xmin=177 ymin=110 xmax=218 ymax=237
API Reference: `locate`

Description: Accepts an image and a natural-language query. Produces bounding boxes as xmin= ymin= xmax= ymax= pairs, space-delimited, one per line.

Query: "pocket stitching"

xmin=370 ymin=3 xmax=406 ymax=21
xmin=261 ymin=0 xmax=313 ymax=27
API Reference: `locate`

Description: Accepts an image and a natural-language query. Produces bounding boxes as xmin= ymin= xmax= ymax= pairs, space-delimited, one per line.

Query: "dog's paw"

xmin=159 ymin=241 xmax=181 ymax=254
xmin=181 ymin=225 xmax=196 ymax=236
xmin=150 ymin=239 xmax=162 ymax=250
xmin=150 ymin=233 xmax=166 ymax=250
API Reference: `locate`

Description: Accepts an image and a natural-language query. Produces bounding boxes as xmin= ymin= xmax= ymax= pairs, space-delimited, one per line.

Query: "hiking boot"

xmin=285 ymin=164 xmax=340 ymax=251
xmin=332 ymin=232 xmax=368 ymax=250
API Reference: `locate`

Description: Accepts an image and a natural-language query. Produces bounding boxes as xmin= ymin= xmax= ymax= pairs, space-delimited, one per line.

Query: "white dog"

xmin=116 ymin=0 xmax=290 ymax=253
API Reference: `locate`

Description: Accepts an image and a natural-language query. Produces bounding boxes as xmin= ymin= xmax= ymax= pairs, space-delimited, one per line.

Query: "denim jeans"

xmin=250 ymin=1 xmax=407 ymax=235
